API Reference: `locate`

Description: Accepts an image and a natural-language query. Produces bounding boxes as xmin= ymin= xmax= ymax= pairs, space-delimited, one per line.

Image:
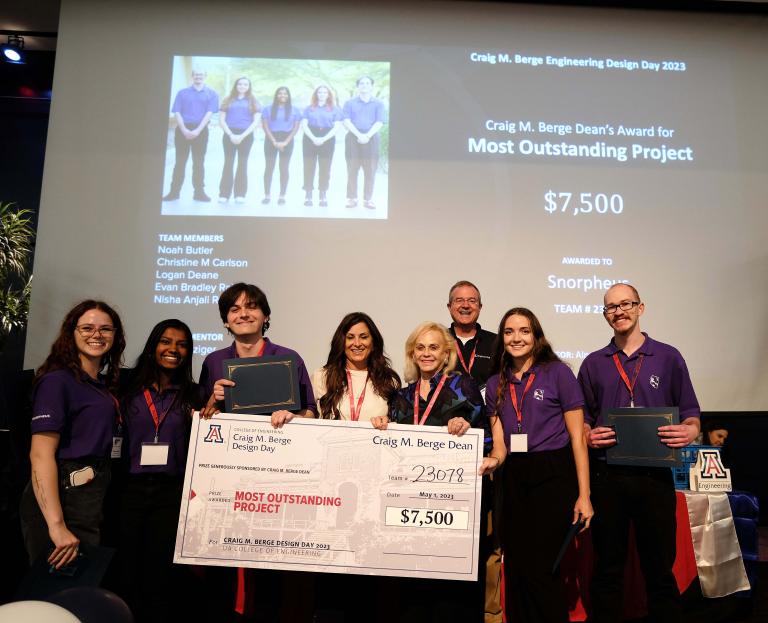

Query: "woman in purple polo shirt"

xmin=261 ymin=86 xmax=301 ymax=206
xmin=486 ymin=307 xmax=592 ymax=623
xmin=116 ymin=318 xmax=205 ymax=621
xmin=301 ymin=85 xmax=342 ymax=208
xmin=218 ymin=77 xmax=261 ymax=204
xmin=20 ymin=300 xmax=125 ymax=569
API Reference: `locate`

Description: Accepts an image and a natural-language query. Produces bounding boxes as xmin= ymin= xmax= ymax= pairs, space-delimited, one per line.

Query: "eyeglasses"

xmin=414 ymin=344 xmax=444 ymax=353
xmin=75 ymin=325 xmax=116 ymax=337
xmin=451 ymin=297 xmax=479 ymax=306
xmin=603 ymin=301 xmax=640 ymax=315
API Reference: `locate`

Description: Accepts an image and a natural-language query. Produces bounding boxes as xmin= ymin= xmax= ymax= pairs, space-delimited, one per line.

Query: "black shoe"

xmin=194 ymin=192 xmax=211 ymax=202
xmin=162 ymin=193 xmax=179 ymax=201
xmin=261 ymin=196 xmax=271 ymax=205
xmin=277 ymin=196 xmax=286 ymax=205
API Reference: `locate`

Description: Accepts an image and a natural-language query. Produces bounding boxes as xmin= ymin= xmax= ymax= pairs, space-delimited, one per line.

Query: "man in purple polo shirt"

xmin=578 ymin=283 xmax=700 ymax=623
xmin=342 ymin=76 xmax=387 ymax=210
xmin=199 ymin=282 xmax=316 ymax=421
xmin=163 ymin=69 xmax=219 ymax=202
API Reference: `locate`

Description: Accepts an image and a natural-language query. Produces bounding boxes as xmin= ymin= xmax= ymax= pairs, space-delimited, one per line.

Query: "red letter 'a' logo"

xmin=700 ymin=450 xmax=726 ymax=479
xmin=204 ymin=424 xmax=224 ymax=443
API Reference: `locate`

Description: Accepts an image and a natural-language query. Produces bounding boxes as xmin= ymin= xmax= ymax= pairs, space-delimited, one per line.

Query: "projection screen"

xmin=25 ymin=0 xmax=768 ymax=411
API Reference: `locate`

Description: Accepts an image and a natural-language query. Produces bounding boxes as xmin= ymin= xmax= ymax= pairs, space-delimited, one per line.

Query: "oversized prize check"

xmin=174 ymin=412 xmax=483 ymax=581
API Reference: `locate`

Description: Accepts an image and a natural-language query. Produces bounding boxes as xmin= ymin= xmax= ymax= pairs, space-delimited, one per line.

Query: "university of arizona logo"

xmin=689 ymin=448 xmax=732 ymax=492
xmin=204 ymin=424 xmax=224 ymax=443
xmin=534 ymin=389 xmax=544 ymax=401
xmin=649 ymin=374 xmax=660 ymax=389
xmin=699 ymin=450 xmax=728 ymax=479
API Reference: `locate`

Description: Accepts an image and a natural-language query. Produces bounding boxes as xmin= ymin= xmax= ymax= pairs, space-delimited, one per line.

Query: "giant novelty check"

xmin=174 ymin=413 xmax=483 ymax=580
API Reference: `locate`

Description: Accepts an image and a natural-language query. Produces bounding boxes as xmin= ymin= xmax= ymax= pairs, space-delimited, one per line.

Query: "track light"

xmin=2 ymin=35 xmax=25 ymax=64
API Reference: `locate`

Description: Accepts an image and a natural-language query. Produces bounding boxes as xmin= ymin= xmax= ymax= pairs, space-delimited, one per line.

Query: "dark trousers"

xmin=116 ymin=474 xmax=187 ymax=623
xmin=392 ymin=576 xmax=482 ymax=623
xmin=19 ymin=458 xmax=111 ymax=564
xmin=263 ymin=131 xmax=293 ymax=196
xmin=219 ymin=132 xmax=254 ymax=198
xmin=345 ymin=132 xmax=379 ymax=200
xmin=169 ymin=126 xmax=209 ymax=195
xmin=589 ymin=462 xmax=680 ymax=623
xmin=502 ymin=446 xmax=577 ymax=623
xmin=302 ymin=128 xmax=335 ymax=192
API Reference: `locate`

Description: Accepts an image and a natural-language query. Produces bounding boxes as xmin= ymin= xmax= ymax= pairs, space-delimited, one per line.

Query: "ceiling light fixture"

xmin=2 ymin=34 xmax=25 ymax=64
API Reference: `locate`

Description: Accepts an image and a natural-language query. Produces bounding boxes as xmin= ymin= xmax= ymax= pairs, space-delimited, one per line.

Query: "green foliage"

xmin=179 ymin=56 xmax=391 ymax=170
xmin=188 ymin=56 xmax=390 ymax=109
xmin=0 ymin=202 xmax=35 ymax=343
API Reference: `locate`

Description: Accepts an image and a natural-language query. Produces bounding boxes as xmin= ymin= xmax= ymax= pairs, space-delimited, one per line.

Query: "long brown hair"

xmin=310 ymin=85 xmax=336 ymax=110
xmin=35 ymin=300 xmax=125 ymax=389
xmin=221 ymin=76 xmax=260 ymax=114
xmin=319 ymin=312 xmax=400 ymax=419
xmin=490 ymin=308 xmax=560 ymax=415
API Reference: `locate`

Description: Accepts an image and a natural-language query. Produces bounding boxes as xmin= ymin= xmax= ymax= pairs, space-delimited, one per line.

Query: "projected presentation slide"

xmin=160 ymin=56 xmax=390 ymax=219
xmin=27 ymin=0 xmax=768 ymax=410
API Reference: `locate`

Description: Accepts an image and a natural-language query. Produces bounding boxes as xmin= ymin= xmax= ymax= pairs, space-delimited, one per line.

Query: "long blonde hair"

xmin=403 ymin=321 xmax=457 ymax=383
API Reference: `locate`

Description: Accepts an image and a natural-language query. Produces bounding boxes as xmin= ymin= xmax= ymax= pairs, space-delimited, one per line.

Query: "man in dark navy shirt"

xmin=447 ymin=280 xmax=497 ymax=389
xmin=578 ymin=283 xmax=700 ymax=623
xmin=446 ymin=279 xmax=500 ymax=622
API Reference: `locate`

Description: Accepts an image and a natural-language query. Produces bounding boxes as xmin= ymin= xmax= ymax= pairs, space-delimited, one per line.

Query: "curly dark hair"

xmin=318 ymin=312 xmax=401 ymax=419
xmin=121 ymin=319 xmax=202 ymax=417
xmin=35 ymin=300 xmax=125 ymax=389
xmin=490 ymin=307 xmax=560 ymax=416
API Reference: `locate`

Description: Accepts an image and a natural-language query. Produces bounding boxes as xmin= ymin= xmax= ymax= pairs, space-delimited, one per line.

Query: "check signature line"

xmin=383 ymin=552 xmax=468 ymax=559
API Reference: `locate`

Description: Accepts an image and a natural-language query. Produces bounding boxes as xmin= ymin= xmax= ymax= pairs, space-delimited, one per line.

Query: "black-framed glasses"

xmin=603 ymin=301 xmax=640 ymax=315
xmin=451 ymin=297 xmax=479 ymax=306
xmin=75 ymin=325 xmax=115 ymax=337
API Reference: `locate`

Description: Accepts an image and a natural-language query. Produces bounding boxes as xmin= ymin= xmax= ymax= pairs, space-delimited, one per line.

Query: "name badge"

xmin=508 ymin=433 xmax=528 ymax=453
xmin=111 ymin=436 xmax=123 ymax=459
xmin=140 ymin=442 xmax=170 ymax=466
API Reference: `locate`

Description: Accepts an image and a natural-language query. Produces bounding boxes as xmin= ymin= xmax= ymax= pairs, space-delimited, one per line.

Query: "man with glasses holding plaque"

xmin=577 ymin=283 xmax=700 ymax=623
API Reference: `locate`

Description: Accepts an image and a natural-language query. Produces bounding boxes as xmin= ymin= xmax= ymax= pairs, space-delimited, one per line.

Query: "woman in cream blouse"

xmin=311 ymin=312 xmax=400 ymax=420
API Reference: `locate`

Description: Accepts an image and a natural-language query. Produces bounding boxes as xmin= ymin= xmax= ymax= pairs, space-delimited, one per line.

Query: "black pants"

xmin=345 ymin=132 xmax=379 ymax=201
xmin=263 ymin=131 xmax=293 ymax=196
xmin=589 ymin=461 xmax=680 ymax=623
xmin=219 ymin=132 xmax=254 ymax=199
xmin=303 ymin=128 xmax=335 ymax=192
xmin=19 ymin=458 xmax=111 ymax=564
xmin=169 ymin=126 xmax=209 ymax=195
xmin=502 ymin=446 xmax=577 ymax=623
xmin=116 ymin=474 xmax=187 ymax=623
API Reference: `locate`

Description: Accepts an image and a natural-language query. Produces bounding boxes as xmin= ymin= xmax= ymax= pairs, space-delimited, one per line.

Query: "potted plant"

xmin=0 ymin=202 xmax=35 ymax=352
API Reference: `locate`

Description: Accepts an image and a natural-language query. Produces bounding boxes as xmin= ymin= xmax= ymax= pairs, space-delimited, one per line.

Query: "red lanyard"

xmin=414 ymin=375 xmax=448 ymax=425
xmin=346 ymin=370 xmax=368 ymax=422
xmin=143 ymin=389 xmax=178 ymax=442
xmin=89 ymin=381 xmax=123 ymax=427
xmin=508 ymin=373 xmax=536 ymax=433
xmin=111 ymin=393 xmax=123 ymax=428
xmin=612 ymin=353 xmax=645 ymax=407
xmin=455 ymin=344 xmax=477 ymax=375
